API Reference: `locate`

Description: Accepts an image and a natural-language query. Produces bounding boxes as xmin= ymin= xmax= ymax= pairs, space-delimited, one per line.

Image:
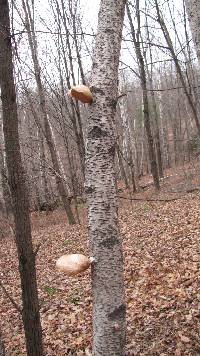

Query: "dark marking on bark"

xmin=91 ymin=86 xmax=105 ymax=96
xmin=85 ymin=186 xmax=95 ymax=194
xmin=108 ymin=144 xmax=116 ymax=156
xmin=88 ymin=126 xmax=107 ymax=139
xmin=108 ymin=304 xmax=126 ymax=320
xmin=92 ymin=62 xmax=97 ymax=69
xmin=110 ymin=98 xmax=117 ymax=109
xmin=104 ymin=28 xmax=115 ymax=34
xmin=100 ymin=236 xmax=119 ymax=249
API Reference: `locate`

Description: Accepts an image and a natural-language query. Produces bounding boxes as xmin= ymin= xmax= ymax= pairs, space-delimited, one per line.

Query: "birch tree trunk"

xmin=85 ymin=1 xmax=126 ymax=355
xmin=0 ymin=1 xmax=43 ymax=355
xmin=185 ymin=0 xmax=200 ymax=63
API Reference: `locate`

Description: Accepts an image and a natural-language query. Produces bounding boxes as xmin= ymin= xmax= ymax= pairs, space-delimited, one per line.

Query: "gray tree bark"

xmin=0 ymin=1 xmax=43 ymax=355
xmin=85 ymin=1 xmax=126 ymax=355
xmin=185 ymin=0 xmax=200 ymax=63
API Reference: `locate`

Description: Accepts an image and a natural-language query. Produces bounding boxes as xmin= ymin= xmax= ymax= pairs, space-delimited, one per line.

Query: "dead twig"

xmin=34 ymin=242 xmax=42 ymax=257
xmin=117 ymin=195 xmax=184 ymax=202
xmin=0 ymin=281 xmax=22 ymax=314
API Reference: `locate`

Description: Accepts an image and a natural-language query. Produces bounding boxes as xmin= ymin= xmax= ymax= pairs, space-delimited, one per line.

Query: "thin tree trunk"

xmin=154 ymin=0 xmax=200 ymax=138
xmin=142 ymin=18 xmax=164 ymax=177
xmin=55 ymin=0 xmax=86 ymax=168
xmin=118 ymin=86 xmax=137 ymax=191
xmin=0 ymin=1 xmax=43 ymax=355
xmin=21 ymin=0 xmax=75 ymax=224
xmin=126 ymin=2 xmax=160 ymax=189
xmin=0 ymin=149 xmax=12 ymax=216
xmin=38 ymin=128 xmax=51 ymax=205
xmin=68 ymin=0 xmax=86 ymax=85
xmin=117 ymin=148 xmax=129 ymax=189
xmin=85 ymin=0 xmax=126 ymax=354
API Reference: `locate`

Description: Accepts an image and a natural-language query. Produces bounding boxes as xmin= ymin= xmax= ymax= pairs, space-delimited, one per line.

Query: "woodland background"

xmin=0 ymin=0 xmax=200 ymax=355
xmin=0 ymin=0 xmax=200 ymax=214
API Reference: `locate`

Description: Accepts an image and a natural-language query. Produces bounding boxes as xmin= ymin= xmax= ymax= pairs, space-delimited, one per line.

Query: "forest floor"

xmin=0 ymin=161 xmax=200 ymax=355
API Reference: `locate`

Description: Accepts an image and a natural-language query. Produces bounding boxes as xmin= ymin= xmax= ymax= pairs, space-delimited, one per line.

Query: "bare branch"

xmin=0 ymin=281 xmax=22 ymax=314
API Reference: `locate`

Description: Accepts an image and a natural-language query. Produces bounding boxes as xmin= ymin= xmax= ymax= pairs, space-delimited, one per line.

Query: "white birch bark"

xmin=85 ymin=0 xmax=126 ymax=355
xmin=185 ymin=0 xmax=200 ymax=63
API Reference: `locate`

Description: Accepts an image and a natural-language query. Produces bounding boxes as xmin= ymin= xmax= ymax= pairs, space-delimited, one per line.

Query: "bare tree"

xmin=19 ymin=0 xmax=76 ymax=224
xmin=85 ymin=0 xmax=126 ymax=354
xmin=143 ymin=8 xmax=164 ymax=177
xmin=154 ymin=0 xmax=200 ymax=138
xmin=126 ymin=1 xmax=160 ymax=189
xmin=0 ymin=1 xmax=43 ymax=355
xmin=50 ymin=0 xmax=86 ymax=170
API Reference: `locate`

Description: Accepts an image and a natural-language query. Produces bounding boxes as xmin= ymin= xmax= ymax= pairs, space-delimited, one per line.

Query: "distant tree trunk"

xmin=142 ymin=22 xmax=164 ymax=178
xmin=0 ymin=149 xmax=12 ymax=216
xmin=68 ymin=0 xmax=86 ymax=85
xmin=21 ymin=0 xmax=75 ymax=224
xmin=22 ymin=89 xmax=53 ymax=207
xmin=145 ymin=68 xmax=164 ymax=177
xmin=85 ymin=0 xmax=126 ymax=355
xmin=117 ymin=148 xmax=129 ymax=189
xmin=54 ymin=0 xmax=85 ymax=170
xmin=37 ymin=128 xmax=51 ymax=205
xmin=185 ymin=0 xmax=200 ymax=63
xmin=128 ymin=151 xmax=137 ymax=192
xmin=157 ymin=80 xmax=171 ymax=169
xmin=126 ymin=1 xmax=160 ymax=189
xmin=154 ymin=0 xmax=200 ymax=138
xmin=118 ymin=89 xmax=137 ymax=191
xmin=0 ymin=1 xmax=43 ymax=356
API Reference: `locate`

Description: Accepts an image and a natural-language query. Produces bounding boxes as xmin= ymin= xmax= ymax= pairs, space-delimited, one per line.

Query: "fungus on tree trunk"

xmin=56 ymin=253 xmax=92 ymax=276
xmin=68 ymin=85 xmax=93 ymax=104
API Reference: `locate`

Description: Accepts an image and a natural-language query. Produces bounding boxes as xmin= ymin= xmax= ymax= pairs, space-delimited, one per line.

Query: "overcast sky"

xmin=13 ymin=0 xmax=196 ymax=90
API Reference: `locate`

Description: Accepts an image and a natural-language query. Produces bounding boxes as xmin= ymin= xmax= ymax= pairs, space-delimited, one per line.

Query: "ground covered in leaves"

xmin=0 ymin=163 xmax=200 ymax=355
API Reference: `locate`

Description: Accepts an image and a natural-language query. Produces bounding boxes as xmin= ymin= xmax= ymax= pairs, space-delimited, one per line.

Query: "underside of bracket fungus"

xmin=67 ymin=85 xmax=93 ymax=104
xmin=56 ymin=253 xmax=91 ymax=276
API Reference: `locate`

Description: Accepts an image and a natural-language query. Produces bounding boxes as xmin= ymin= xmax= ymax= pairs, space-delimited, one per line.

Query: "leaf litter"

xmin=0 ymin=167 xmax=200 ymax=355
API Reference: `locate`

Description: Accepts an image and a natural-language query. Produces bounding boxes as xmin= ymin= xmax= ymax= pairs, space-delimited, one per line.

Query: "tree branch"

xmin=0 ymin=281 xmax=22 ymax=314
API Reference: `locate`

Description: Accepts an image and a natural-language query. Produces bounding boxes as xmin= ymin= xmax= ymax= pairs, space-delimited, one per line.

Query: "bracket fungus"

xmin=56 ymin=253 xmax=93 ymax=276
xmin=67 ymin=85 xmax=93 ymax=104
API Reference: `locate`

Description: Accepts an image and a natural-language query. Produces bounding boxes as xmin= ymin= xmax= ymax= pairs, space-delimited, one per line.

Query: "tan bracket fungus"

xmin=56 ymin=253 xmax=94 ymax=276
xmin=67 ymin=85 xmax=93 ymax=104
